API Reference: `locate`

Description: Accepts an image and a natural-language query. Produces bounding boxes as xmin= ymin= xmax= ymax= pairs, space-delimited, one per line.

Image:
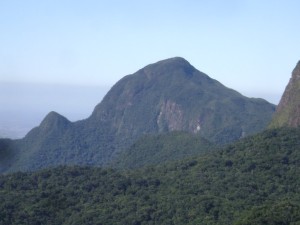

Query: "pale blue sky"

xmin=1 ymin=0 xmax=300 ymax=96
xmin=1 ymin=0 xmax=300 ymax=137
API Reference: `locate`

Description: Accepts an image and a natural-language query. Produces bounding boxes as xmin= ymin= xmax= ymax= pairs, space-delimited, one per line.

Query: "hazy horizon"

xmin=0 ymin=82 xmax=109 ymax=138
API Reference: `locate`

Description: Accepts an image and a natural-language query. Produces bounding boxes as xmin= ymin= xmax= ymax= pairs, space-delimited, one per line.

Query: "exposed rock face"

xmin=157 ymin=100 xmax=184 ymax=132
xmin=269 ymin=61 xmax=300 ymax=128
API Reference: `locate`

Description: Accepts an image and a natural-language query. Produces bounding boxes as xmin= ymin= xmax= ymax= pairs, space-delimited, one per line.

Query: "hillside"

xmin=269 ymin=61 xmax=300 ymax=128
xmin=0 ymin=127 xmax=299 ymax=224
xmin=2 ymin=57 xmax=275 ymax=173
xmin=113 ymin=131 xmax=215 ymax=169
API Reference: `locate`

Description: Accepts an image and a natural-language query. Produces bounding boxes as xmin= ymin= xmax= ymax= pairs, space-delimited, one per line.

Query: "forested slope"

xmin=114 ymin=131 xmax=215 ymax=169
xmin=0 ymin=127 xmax=299 ymax=225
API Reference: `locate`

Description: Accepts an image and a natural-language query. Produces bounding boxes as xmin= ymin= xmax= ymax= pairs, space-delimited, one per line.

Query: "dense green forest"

xmin=114 ymin=131 xmax=215 ymax=169
xmin=0 ymin=127 xmax=299 ymax=225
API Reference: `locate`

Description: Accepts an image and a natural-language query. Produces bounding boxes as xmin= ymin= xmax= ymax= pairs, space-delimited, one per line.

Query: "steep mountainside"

xmin=269 ymin=61 xmax=300 ymax=128
xmin=0 ymin=127 xmax=299 ymax=224
xmin=4 ymin=57 xmax=275 ymax=173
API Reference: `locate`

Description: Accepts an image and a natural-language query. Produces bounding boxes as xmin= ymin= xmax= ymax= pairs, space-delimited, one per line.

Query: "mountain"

xmin=3 ymin=57 xmax=275 ymax=173
xmin=90 ymin=57 xmax=274 ymax=144
xmin=269 ymin=61 xmax=300 ymax=128
xmin=0 ymin=127 xmax=299 ymax=224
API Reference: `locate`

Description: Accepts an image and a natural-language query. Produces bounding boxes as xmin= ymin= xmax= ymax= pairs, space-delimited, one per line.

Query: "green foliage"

xmin=114 ymin=131 xmax=215 ymax=169
xmin=234 ymin=201 xmax=300 ymax=225
xmin=0 ymin=127 xmax=299 ymax=224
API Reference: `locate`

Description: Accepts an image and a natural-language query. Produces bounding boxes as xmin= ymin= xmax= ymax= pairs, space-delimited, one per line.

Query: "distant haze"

xmin=0 ymin=82 xmax=109 ymax=138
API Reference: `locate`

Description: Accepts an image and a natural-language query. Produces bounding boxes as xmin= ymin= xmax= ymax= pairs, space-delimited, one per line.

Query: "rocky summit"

xmin=269 ymin=61 xmax=300 ymax=128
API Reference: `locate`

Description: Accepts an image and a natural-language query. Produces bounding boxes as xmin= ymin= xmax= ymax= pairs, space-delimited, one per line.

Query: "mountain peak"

xmin=39 ymin=111 xmax=70 ymax=131
xmin=147 ymin=57 xmax=192 ymax=68
xmin=42 ymin=111 xmax=65 ymax=121
xmin=140 ymin=57 xmax=196 ymax=78
xmin=155 ymin=57 xmax=190 ymax=65
xmin=44 ymin=111 xmax=63 ymax=118
xmin=269 ymin=60 xmax=300 ymax=128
